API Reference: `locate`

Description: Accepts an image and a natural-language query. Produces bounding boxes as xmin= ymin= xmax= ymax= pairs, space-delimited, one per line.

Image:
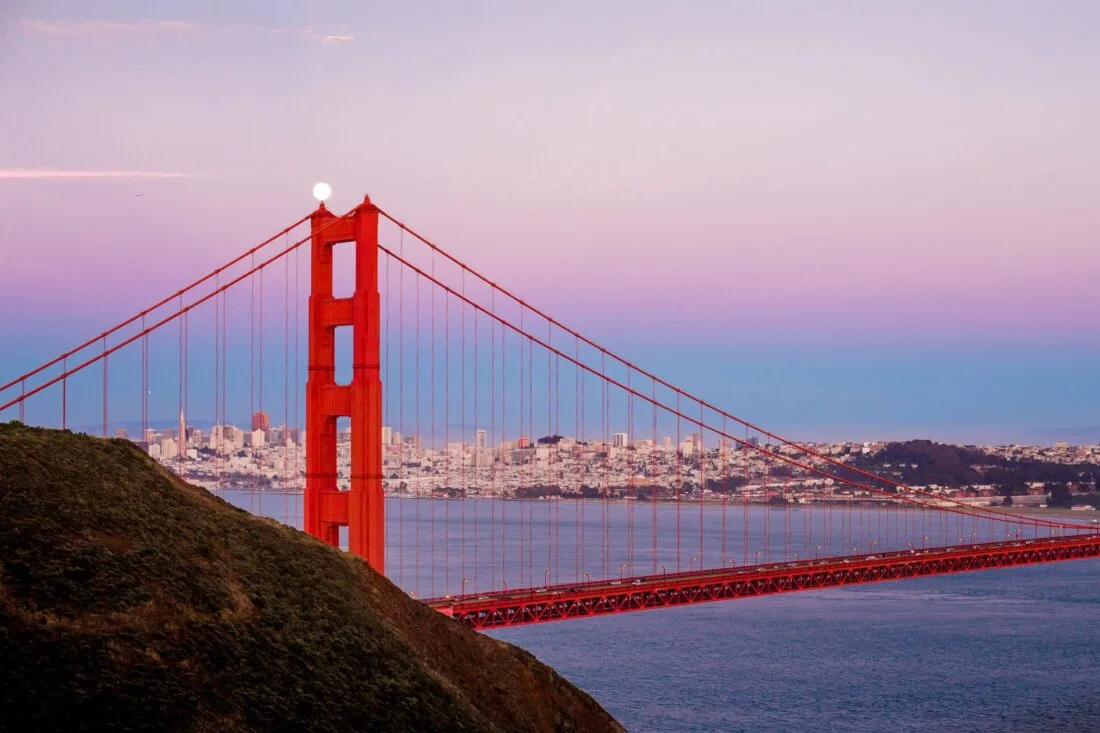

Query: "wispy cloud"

xmin=0 ymin=169 xmax=200 ymax=180
xmin=318 ymin=33 xmax=355 ymax=46
xmin=21 ymin=18 xmax=355 ymax=45
xmin=22 ymin=19 xmax=203 ymax=40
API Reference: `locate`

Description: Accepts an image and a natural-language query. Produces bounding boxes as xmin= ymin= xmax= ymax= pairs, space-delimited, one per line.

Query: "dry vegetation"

xmin=0 ymin=422 xmax=623 ymax=733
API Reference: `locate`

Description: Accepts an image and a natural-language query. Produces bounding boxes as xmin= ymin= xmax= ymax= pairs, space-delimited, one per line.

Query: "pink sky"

xmin=2 ymin=1 xmax=1098 ymax=343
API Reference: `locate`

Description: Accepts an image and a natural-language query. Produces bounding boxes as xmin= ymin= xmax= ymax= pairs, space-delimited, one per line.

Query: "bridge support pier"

xmin=304 ymin=196 xmax=384 ymax=574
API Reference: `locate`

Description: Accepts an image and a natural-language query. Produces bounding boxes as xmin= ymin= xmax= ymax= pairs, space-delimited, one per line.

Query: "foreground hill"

xmin=0 ymin=423 xmax=622 ymax=733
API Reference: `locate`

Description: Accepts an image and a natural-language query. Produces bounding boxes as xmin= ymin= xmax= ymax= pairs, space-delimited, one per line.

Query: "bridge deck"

xmin=426 ymin=534 xmax=1100 ymax=629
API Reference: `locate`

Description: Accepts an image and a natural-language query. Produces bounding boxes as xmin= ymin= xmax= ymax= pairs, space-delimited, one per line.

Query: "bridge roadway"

xmin=426 ymin=533 xmax=1100 ymax=629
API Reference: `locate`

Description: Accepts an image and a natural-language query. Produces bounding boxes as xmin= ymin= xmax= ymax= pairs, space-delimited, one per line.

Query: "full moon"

xmin=312 ymin=182 xmax=332 ymax=202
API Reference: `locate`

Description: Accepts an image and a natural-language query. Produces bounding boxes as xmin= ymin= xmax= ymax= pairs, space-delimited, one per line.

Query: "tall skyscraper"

xmin=475 ymin=429 xmax=488 ymax=451
xmin=252 ymin=411 xmax=270 ymax=432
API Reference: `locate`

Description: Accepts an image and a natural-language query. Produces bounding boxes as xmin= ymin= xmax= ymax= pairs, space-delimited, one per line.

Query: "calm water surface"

xmin=222 ymin=491 xmax=1100 ymax=732
xmin=492 ymin=564 xmax=1100 ymax=732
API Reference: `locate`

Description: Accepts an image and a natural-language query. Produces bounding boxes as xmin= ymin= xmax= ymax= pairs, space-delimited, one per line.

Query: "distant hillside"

xmin=853 ymin=439 xmax=1098 ymax=492
xmin=0 ymin=423 xmax=623 ymax=733
xmin=854 ymin=440 xmax=992 ymax=486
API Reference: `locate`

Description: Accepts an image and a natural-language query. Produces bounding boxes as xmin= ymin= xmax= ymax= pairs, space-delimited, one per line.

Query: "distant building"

xmin=224 ymin=425 xmax=245 ymax=451
xmin=114 ymin=427 xmax=129 ymax=440
xmin=159 ymin=437 xmax=179 ymax=460
xmin=252 ymin=411 xmax=271 ymax=432
xmin=475 ymin=429 xmax=488 ymax=451
xmin=269 ymin=424 xmax=292 ymax=446
xmin=613 ymin=432 xmax=629 ymax=447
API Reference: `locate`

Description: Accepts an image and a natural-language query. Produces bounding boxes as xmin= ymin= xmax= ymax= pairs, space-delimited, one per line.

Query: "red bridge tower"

xmin=304 ymin=197 xmax=384 ymax=573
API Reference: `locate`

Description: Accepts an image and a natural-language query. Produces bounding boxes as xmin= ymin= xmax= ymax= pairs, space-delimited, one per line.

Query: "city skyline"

xmin=127 ymin=410 xmax=1100 ymax=515
xmin=114 ymin=409 xmax=1100 ymax=455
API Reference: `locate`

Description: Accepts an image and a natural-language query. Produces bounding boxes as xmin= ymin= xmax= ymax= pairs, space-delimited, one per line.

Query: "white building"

xmin=159 ymin=437 xmax=179 ymax=460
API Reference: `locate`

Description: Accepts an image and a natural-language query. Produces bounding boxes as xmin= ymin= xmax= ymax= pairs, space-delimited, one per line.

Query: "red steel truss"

xmin=429 ymin=534 xmax=1100 ymax=629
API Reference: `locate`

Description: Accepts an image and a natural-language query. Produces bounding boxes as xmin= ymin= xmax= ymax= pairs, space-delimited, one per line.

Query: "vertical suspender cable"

xmin=430 ymin=251 xmax=437 ymax=597
xmin=284 ymin=235 xmax=290 ymax=524
xmin=473 ymin=305 xmax=479 ymax=591
xmin=415 ymin=270 xmax=422 ymax=597
xmin=460 ymin=270 xmax=467 ymax=591
xmin=399 ymin=232 xmax=405 ymax=588
xmin=102 ymin=336 xmax=108 ymax=437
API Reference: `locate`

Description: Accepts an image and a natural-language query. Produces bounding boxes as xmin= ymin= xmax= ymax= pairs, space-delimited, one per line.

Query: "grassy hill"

xmin=0 ymin=423 xmax=623 ymax=733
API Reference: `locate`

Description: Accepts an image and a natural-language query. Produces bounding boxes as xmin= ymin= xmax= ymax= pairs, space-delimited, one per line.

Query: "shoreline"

xmin=202 ymin=485 xmax=1100 ymax=520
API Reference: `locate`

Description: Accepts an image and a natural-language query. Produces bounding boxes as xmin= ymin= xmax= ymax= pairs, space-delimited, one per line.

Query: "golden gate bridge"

xmin=3 ymin=195 xmax=1098 ymax=629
